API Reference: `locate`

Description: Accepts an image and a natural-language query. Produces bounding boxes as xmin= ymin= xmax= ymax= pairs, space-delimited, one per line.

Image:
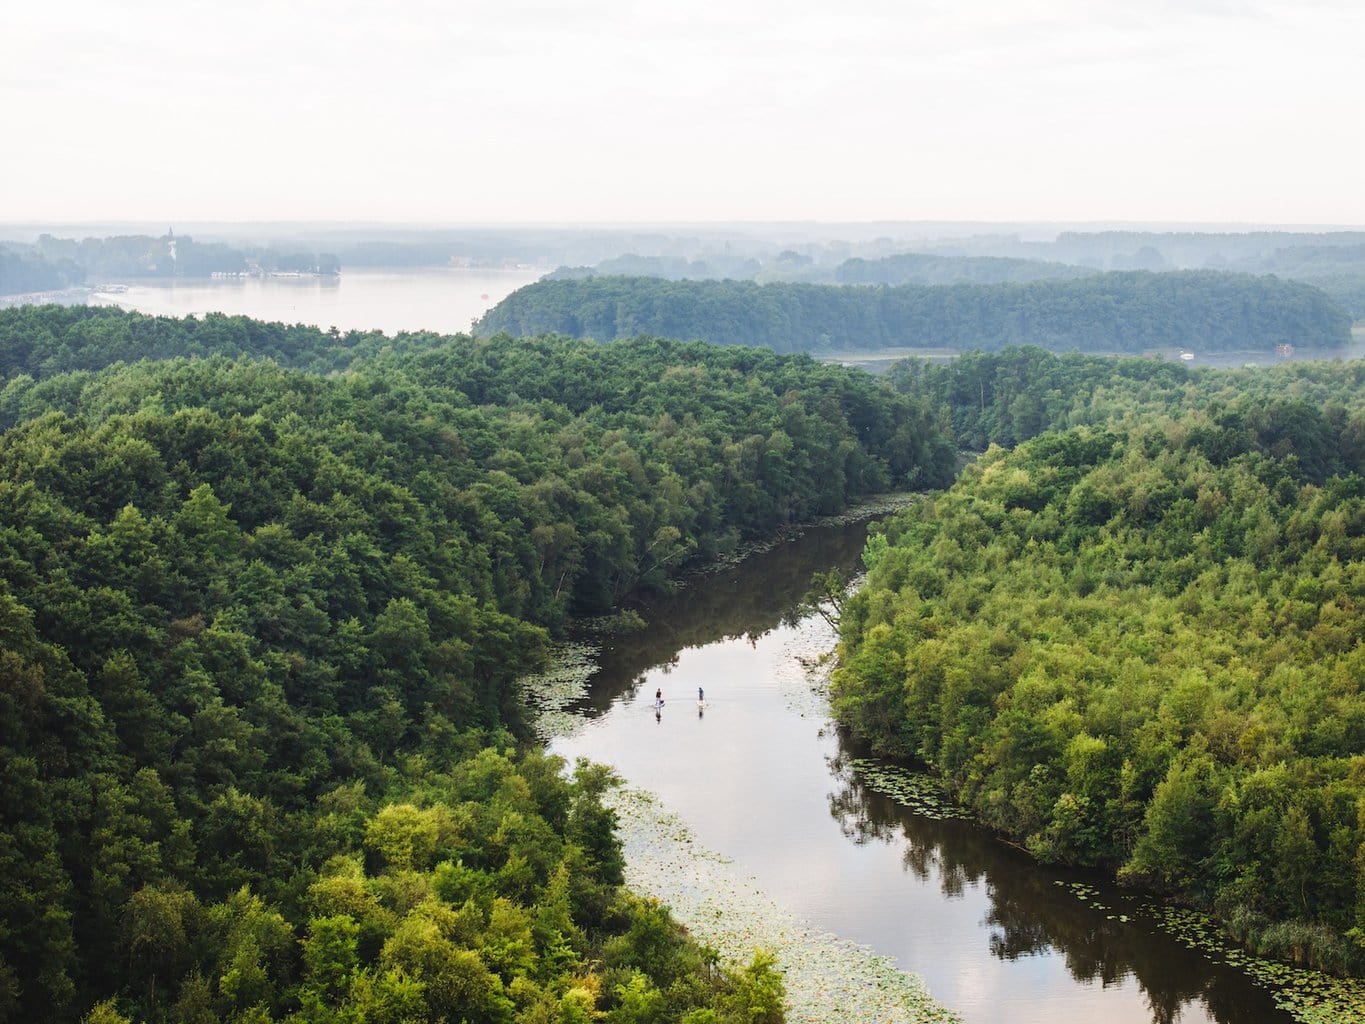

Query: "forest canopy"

xmin=0 ymin=306 xmax=961 ymax=1023
xmin=885 ymin=346 xmax=1365 ymax=466
xmin=832 ymin=361 xmax=1365 ymax=975
xmin=475 ymin=271 xmax=1351 ymax=355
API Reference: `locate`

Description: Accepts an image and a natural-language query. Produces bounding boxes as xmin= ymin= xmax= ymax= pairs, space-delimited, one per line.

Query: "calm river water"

xmin=549 ymin=520 xmax=1291 ymax=1024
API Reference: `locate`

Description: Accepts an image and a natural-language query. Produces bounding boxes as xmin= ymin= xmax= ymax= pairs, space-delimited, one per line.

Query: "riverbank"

xmin=608 ymin=786 xmax=963 ymax=1024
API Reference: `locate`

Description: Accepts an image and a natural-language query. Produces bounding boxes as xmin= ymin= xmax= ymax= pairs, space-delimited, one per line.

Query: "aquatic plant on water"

xmin=848 ymin=760 xmax=972 ymax=822
xmin=1150 ymin=906 xmax=1365 ymax=1024
xmin=528 ymin=631 xmax=965 ymax=1022
xmin=516 ymin=642 xmax=600 ymax=741
xmin=1041 ymin=882 xmax=1365 ymax=1023
xmin=609 ymin=787 xmax=965 ymax=1024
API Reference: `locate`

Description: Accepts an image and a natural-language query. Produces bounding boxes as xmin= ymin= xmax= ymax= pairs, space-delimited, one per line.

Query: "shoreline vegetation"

xmin=832 ymin=406 xmax=1364 ymax=974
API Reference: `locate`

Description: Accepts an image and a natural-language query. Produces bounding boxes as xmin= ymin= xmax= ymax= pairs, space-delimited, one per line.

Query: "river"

xmin=547 ymin=519 xmax=1292 ymax=1024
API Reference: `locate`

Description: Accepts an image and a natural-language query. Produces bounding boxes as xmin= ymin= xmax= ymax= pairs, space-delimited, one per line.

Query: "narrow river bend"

xmin=548 ymin=520 xmax=1290 ymax=1024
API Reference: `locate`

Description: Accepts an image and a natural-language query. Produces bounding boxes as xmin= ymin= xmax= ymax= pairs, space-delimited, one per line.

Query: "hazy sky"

xmin=4 ymin=0 xmax=1362 ymax=225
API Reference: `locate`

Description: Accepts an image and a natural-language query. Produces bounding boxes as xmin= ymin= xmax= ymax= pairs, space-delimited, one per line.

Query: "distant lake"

xmin=88 ymin=266 xmax=546 ymax=336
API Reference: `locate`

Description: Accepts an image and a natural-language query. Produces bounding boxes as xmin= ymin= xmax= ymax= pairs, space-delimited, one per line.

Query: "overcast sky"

xmin=3 ymin=0 xmax=1362 ymax=226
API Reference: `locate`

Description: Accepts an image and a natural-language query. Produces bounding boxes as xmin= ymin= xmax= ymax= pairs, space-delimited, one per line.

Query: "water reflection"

xmin=579 ymin=525 xmax=873 ymax=714
xmin=825 ymin=747 xmax=1287 ymax=1024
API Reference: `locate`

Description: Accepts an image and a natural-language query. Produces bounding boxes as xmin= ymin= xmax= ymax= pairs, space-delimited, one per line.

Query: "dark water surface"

xmin=549 ymin=520 xmax=1291 ymax=1024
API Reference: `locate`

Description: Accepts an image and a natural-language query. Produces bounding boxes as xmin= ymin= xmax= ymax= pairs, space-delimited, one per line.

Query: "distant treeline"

xmin=538 ymin=231 xmax=1365 ymax=318
xmin=477 ymin=271 xmax=1351 ymax=354
xmin=0 ymin=304 xmax=423 ymax=381
xmin=0 ymin=235 xmax=340 ymax=295
xmin=1233 ymin=243 xmax=1365 ymax=319
xmin=833 ymin=252 xmax=1096 ymax=286
xmin=0 ymin=249 xmax=86 ymax=294
xmin=925 ymin=231 xmax=1365 ymax=318
xmin=548 ymin=252 xmax=764 ymax=283
xmin=1043 ymin=229 xmax=1365 ymax=268
xmin=549 ymin=251 xmax=1096 ymax=287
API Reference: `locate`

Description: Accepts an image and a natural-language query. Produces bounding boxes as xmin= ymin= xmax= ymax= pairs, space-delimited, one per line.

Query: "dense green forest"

xmin=0 ymin=306 xmax=957 ymax=1023
xmin=832 ymin=361 xmax=1365 ymax=974
xmin=0 ymin=305 xmax=432 ymax=381
xmin=887 ymin=346 xmax=1365 ymax=459
xmin=476 ymin=272 xmax=1351 ymax=355
xmin=4 ymin=298 xmax=1360 ymax=1016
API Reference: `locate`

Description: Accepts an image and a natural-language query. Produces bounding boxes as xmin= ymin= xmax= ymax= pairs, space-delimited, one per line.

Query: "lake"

xmin=86 ymin=266 xmax=546 ymax=335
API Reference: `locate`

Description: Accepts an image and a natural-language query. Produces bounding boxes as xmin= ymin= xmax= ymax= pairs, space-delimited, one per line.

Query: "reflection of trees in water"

xmin=579 ymin=523 xmax=871 ymax=713
xmin=825 ymin=752 xmax=1290 ymax=1024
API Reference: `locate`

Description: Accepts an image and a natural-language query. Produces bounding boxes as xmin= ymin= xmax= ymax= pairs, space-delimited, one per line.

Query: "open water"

xmin=86 ymin=265 xmax=545 ymax=335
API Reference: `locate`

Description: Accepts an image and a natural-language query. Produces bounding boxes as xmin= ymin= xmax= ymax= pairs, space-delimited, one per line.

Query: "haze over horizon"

xmin=4 ymin=0 xmax=1363 ymax=226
